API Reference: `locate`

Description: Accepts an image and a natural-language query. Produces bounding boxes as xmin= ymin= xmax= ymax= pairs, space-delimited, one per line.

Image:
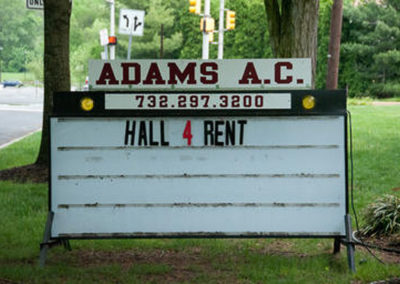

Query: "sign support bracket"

xmin=39 ymin=211 xmax=71 ymax=267
xmin=344 ymin=214 xmax=356 ymax=272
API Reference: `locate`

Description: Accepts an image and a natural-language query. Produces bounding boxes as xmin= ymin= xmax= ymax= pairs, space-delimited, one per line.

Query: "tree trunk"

xmin=36 ymin=0 xmax=71 ymax=166
xmin=326 ymin=0 xmax=343 ymax=90
xmin=264 ymin=0 xmax=319 ymax=88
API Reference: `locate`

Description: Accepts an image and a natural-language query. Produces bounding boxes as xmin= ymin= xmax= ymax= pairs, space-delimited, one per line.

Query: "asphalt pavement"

xmin=0 ymin=86 xmax=43 ymax=148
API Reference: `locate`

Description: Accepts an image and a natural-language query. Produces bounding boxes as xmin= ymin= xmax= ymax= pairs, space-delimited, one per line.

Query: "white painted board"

xmin=88 ymin=59 xmax=312 ymax=90
xmin=50 ymin=116 xmax=346 ymax=238
xmin=99 ymin=29 xmax=109 ymax=46
xmin=104 ymin=93 xmax=291 ymax=110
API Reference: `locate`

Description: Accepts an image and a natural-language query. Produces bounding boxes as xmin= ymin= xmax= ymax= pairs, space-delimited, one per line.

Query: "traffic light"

xmin=226 ymin=10 xmax=236 ymax=30
xmin=189 ymin=0 xmax=201 ymax=14
xmin=108 ymin=36 xmax=117 ymax=45
xmin=200 ymin=17 xmax=215 ymax=33
xmin=208 ymin=32 xmax=214 ymax=43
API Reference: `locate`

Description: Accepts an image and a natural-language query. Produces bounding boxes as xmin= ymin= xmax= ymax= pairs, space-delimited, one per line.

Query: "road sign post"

xmin=99 ymin=29 xmax=109 ymax=60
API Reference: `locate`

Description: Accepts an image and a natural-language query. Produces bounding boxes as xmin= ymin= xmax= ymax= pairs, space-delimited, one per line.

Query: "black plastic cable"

xmin=347 ymin=110 xmax=385 ymax=264
xmin=352 ymin=231 xmax=400 ymax=255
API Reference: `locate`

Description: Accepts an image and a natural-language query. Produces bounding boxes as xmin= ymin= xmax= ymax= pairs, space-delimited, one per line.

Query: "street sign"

xmin=99 ymin=29 xmax=109 ymax=46
xmin=89 ymin=59 xmax=312 ymax=91
xmin=118 ymin=9 xmax=145 ymax=36
xmin=26 ymin=0 xmax=44 ymax=9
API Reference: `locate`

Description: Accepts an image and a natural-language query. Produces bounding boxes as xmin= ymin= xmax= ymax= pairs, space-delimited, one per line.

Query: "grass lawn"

xmin=0 ymin=105 xmax=399 ymax=283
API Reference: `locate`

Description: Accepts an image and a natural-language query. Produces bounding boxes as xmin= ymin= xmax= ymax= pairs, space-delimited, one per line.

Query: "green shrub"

xmin=368 ymin=83 xmax=400 ymax=98
xmin=362 ymin=194 xmax=400 ymax=236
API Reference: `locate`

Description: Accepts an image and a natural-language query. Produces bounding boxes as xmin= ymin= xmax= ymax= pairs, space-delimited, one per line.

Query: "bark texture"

xmin=264 ymin=0 xmax=320 ymax=87
xmin=36 ymin=0 xmax=71 ymax=165
xmin=326 ymin=0 xmax=343 ymax=89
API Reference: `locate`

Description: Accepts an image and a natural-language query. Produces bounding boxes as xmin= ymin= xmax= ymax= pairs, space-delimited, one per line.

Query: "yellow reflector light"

xmin=81 ymin=97 xmax=94 ymax=111
xmin=302 ymin=95 xmax=316 ymax=110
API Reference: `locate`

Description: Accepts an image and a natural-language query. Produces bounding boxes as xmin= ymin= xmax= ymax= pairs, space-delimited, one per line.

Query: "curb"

xmin=0 ymin=129 xmax=41 ymax=150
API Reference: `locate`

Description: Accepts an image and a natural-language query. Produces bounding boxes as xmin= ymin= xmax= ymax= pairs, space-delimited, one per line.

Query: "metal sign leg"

xmin=39 ymin=211 xmax=54 ymax=267
xmin=333 ymin=237 xmax=341 ymax=254
xmin=39 ymin=212 xmax=72 ymax=267
xmin=345 ymin=214 xmax=356 ymax=272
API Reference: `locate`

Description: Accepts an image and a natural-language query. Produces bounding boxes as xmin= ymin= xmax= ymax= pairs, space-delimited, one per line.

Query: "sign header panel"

xmin=26 ymin=0 xmax=44 ymax=9
xmin=88 ymin=59 xmax=312 ymax=91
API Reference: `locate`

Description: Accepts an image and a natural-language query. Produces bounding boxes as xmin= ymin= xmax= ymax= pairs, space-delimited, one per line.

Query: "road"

xmin=0 ymin=86 xmax=43 ymax=148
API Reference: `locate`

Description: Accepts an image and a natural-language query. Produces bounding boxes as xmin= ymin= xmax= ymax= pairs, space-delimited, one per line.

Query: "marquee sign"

xmin=41 ymin=59 xmax=355 ymax=271
xmin=47 ymin=90 xmax=347 ymax=237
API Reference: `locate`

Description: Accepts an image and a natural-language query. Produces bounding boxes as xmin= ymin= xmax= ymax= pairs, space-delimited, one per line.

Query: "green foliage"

xmin=340 ymin=1 xmax=400 ymax=97
xmin=369 ymin=83 xmax=400 ymax=98
xmin=362 ymin=195 xmax=400 ymax=236
xmin=223 ymin=0 xmax=272 ymax=59
xmin=70 ymin=0 xmax=109 ymax=86
xmin=0 ymin=0 xmax=43 ymax=73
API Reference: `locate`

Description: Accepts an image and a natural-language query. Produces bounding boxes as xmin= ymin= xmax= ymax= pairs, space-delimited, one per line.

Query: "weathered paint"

xmin=50 ymin=115 xmax=346 ymax=237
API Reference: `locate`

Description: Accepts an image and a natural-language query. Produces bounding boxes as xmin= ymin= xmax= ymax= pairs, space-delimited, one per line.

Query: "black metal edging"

xmin=54 ymin=233 xmax=345 ymax=240
xmin=52 ymin=89 xmax=347 ymax=117
xmin=344 ymin=113 xmax=350 ymax=214
xmin=48 ymin=115 xmax=52 ymax=212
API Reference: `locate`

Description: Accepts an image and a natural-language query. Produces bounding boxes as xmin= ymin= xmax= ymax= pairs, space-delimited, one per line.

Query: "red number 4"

xmin=183 ymin=120 xmax=193 ymax=146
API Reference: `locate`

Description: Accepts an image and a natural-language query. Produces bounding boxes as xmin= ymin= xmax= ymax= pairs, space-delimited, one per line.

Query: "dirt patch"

xmin=356 ymin=235 xmax=400 ymax=264
xmin=50 ymin=247 xmax=239 ymax=283
xmin=0 ymin=164 xmax=48 ymax=183
xmin=371 ymin=101 xmax=400 ymax=106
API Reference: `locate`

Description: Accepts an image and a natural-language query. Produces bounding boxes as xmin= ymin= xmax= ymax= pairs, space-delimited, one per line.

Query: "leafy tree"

xmin=340 ymin=1 xmax=400 ymax=96
xmin=223 ymin=0 xmax=272 ymax=59
xmin=0 ymin=0 xmax=42 ymax=72
xmin=69 ymin=0 xmax=108 ymax=86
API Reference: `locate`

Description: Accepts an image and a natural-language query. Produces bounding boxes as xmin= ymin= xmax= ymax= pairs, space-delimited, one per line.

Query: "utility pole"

xmin=160 ymin=24 xmax=164 ymax=59
xmin=108 ymin=0 xmax=116 ymax=60
xmin=218 ymin=0 xmax=224 ymax=59
xmin=326 ymin=0 xmax=343 ymax=89
xmin=202 ymin=0 xmax=211 ymax=59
